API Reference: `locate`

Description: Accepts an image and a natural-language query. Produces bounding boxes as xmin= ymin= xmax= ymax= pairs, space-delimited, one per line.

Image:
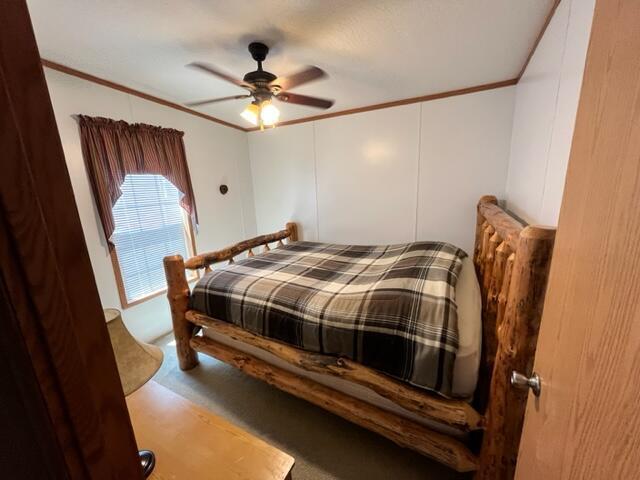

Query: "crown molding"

xmin=42 ymin=59 xmax=517 ymax=133
xmin=246 ymin=78 xmax=518 ymax=132
xmin=517 ymin=0 xmax=561 ymax=80
xmin=41 ymin=59 xmax=247 ymax=131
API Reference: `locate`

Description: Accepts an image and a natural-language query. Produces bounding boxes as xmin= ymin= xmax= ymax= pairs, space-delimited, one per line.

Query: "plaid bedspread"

xmin=190 ymin=241 xmax=467 ymax=396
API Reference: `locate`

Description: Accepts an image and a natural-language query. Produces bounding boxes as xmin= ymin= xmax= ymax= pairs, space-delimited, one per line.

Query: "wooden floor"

xmin=151 ymin=334 xmax=469 ymax=480
xmin=127 ymin=380 xmax=294 ymax=480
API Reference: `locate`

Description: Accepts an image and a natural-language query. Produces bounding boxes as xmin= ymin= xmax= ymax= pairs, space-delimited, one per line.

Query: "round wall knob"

xmin=219 ymin=184 xmax=228 ymax=195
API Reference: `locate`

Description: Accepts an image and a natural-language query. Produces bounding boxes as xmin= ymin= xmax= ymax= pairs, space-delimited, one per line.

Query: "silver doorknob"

xmin=511 ymin=371 xmax=541 ymax=397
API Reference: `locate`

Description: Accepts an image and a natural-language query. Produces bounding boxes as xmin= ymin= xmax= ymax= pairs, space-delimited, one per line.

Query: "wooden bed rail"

xmin=184 ymin=222 xmax=298 ymax=270
xmin=187 ymin=311 xmax=483 ymax=433
xmin=190 ymin=334 xmax=479 ymax=472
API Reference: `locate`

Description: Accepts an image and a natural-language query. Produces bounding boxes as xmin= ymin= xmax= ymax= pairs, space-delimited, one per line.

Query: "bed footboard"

xmin=163 ymin=222 xmax=299 ymax=371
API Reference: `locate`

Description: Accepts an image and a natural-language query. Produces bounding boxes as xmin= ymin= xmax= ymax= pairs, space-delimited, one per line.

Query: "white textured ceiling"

xmin=28 ymin=0 xmax=553 ymax=128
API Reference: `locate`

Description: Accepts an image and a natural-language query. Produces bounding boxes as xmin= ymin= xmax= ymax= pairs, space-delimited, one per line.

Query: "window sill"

xmin=118 ymin=276 xmax=199 ymax=310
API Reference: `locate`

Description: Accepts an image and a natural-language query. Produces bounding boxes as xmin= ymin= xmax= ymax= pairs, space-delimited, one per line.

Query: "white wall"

xmin=45 ymin=68 xmax=256 ymax=342
xmin=249 ymin=87 xmax=516 ymax=254
xmin=416 ymin=91 xmax=517 ymax=250
xmin=46 ymin=0 xmax=594 ymax=342
xmin=315 ymin=104 xmax=421 ymax=245
xmin=505 ymin=0 xmax=595 ymax=225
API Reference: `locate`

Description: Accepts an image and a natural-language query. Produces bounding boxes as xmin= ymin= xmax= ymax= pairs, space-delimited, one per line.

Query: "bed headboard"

xmin=472 ymin=195 xmax=555 ymax=472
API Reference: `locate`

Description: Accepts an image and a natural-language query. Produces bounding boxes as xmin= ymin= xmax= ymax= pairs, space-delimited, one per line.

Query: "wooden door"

xmin=515 ymin=0 xmax=640 ymax=478
xmin=0 ymin=1 xmax=143 ymax=477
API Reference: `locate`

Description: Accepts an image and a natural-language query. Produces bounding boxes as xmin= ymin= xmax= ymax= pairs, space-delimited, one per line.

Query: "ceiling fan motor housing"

xmin=245 ymin=42 xmax=278 ymax=99
xmin=243 ymin=69 xmax=277 ymax=84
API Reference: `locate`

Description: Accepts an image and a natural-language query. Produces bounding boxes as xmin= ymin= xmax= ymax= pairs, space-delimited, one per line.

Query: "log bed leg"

xmin=476 ymin=225 xmax=555 ymax=480
xmin=164 ymin=254 xmax=198 ymax=370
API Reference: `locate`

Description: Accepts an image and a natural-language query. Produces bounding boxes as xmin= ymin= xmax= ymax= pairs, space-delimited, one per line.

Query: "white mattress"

xmin=202 ymin=256 xmax=482 ymax=432
xmin=451 ymin=256 xmax=483 ymax=397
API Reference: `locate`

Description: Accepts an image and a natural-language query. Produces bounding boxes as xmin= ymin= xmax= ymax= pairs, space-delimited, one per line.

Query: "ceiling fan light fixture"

xmin=260 ymin=100 xmax=280 ymax=126
xmin=188 ymin=42 xmax=332 ymax=128
xmin=240 ymin=102 xmax=260 ymax=125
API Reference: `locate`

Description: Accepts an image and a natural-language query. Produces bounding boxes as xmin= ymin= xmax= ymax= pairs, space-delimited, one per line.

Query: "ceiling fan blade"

xmin=184 ymin=94 xmax=251 ymax=107
xmin=270 ymin=66 xmax=327 ymax=90
xmin=187 ymin=62 xmax=254 ymax=90
xmin=276 ymin=92 xmax=334 ymax=109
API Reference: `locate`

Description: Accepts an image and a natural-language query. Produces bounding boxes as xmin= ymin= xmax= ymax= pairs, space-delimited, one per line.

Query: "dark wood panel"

xmin=0 ymin=226 xmax=68 ymax=479
xmin=0 ymin=1 xmax=142 ymax=477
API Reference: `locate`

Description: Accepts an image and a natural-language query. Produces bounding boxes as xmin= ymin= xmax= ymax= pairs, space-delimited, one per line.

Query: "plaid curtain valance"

xmin=78 ymin=115 xmax=198 ymax=248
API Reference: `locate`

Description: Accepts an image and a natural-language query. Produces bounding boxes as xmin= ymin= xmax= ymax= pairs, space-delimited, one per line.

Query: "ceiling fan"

xmin=185 ymin=42 xmax=334 ymax=129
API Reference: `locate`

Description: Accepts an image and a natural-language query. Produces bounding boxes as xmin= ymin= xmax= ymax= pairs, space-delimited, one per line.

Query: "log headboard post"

xmin=472 ymin=196 xmax=555 ymax=480
xmin=286 ymin=222 xmax=299 ymax=242
xmin=163 ymin=254 xmax=199 ymax=370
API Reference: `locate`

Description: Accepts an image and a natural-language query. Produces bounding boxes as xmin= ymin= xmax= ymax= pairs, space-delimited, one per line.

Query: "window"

xmin=110 ymin=174 xmax=196 ymax=307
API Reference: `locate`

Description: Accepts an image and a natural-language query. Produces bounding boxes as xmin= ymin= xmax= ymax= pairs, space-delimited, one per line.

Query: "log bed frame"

xmin=163 ymin=195 xmax=555 ymax=478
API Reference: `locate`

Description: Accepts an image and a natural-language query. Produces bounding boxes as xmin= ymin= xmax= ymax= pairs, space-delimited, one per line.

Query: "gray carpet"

xmin=153 ymin=333 xmax=471 ymax=480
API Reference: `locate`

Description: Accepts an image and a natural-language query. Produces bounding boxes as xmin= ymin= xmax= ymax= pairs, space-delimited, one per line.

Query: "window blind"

xmin=111 ymin=174 xmax=192 ymax=303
